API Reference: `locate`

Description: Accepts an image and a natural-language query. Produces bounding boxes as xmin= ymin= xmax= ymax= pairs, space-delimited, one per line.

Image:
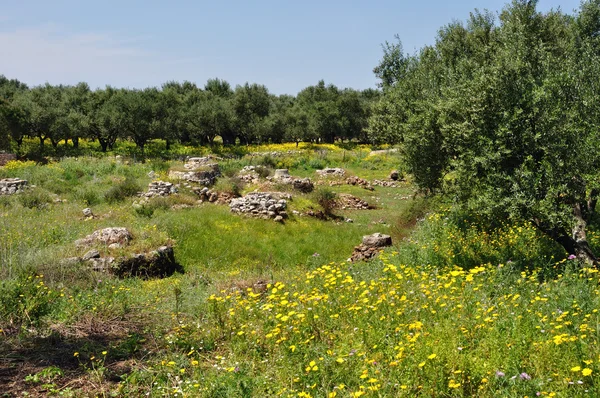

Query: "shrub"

xmin=214 ymin=177 xmax=244 ymax=197
xmin=313 ymin=187 xmax=337 ymax=215
xmin=104 ymin=178 xmax=142 ymax=203
xmin=18 ymin=189 xmax=51 ymax=209
xmin=74 ymin=187 xmax=102 ymax=206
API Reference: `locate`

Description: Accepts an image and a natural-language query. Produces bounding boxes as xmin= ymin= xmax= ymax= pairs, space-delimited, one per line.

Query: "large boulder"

xmin=350 ymin=233 xmax=393 ymax=262
xmin=75 ymin=227 xmax=132 ymax=247
xmin=273 ymin=169 xmax=291 ymax=179
xmin=362 ymin=233 xmax=392 ymax=248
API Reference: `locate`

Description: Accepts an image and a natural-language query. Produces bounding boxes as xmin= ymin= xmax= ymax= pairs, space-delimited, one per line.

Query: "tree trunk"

xmin=98 ymin=138 xmax=108 ymax=152
xmin=166 ymin=139 xmax=171 ymax=151
xmin=571 ymin=203 xmax=598 ymax=266
xmin=73 ymin=137 xmax=79 ymax=149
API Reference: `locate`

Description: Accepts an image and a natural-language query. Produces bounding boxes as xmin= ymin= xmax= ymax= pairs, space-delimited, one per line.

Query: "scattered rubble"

xmin=0 ymin=178 xmax=28 ymax=195
xmin=372 ymin=180 xmax=399 ymax=187
xmin=351 ymin=233 xmax=393 ymax=262
xmin=230 ymin=192 xmax=289 ymax=220
xmin=75 ymin=227 xmax=132 ymax=247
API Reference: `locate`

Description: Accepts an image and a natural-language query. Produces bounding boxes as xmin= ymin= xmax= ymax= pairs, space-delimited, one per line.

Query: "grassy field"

xmin=1 ymin=144 xmax=599 ymax=397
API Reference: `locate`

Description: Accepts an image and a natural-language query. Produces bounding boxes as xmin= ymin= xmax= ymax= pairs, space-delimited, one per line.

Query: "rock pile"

xmin=75 ymin=227 xmax=132 ymax=248
xmin=0 ymin=178 xmax=28 ymax=195
xmin=144 ymin=181 xmax=178 ymax=197
xmin=346 ymin=176 xmax=370 ymax=187
xmin=168 ymin=163 xmax=220 ymax=186
xmin=316 ymin=168 xmax=346 ymax=178
xmin=230 ymin=192 xmax=289 ymax=221
xmin=351 ymin=233 xmax=393 ymax=262
xmin=335 ymin=194 xmax=371 ymax=210
xmin=272 ymin=169 xmax=315 ymax=193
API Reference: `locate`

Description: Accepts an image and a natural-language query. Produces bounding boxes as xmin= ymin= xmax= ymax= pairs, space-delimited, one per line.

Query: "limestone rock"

xmin=273 ymin=169 xmax=291 ymax=179
xmin=350 ymin=233 xmax=393 ymax=262
xmin=0 ymin=178 xmax=28 ymax=195
xmin=82 ymin=249 xmax=101 ymax=261
xmin=75 ymin=227 xmax=132 ymax=247
xmin=362 ymin=233 xmax=392 ymax=248
xmin=82 ymin=208 xmax=94 ymax=218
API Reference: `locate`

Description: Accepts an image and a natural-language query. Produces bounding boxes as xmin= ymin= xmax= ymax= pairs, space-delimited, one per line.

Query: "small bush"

xmin=214 ymin=177 xmax=244 ymax=197
xmin=74 ymin=187 xmax=102 ymax=206
xmin=313 ymin=187 xmax=337 ymax=215
xmin=18 ymin=189 xmax=51 ymax=209
xmin=134 ymin=197 xmax=171 ymax=218
xmin=105 ymin=178 xmax=142 ymax=203
xmin=257 ymin=155 xmax=277 ymax=168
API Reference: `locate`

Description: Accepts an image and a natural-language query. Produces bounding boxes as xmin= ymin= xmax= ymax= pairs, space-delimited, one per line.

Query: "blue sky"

xmin=0 ymin=0 xmax=583 ymax=95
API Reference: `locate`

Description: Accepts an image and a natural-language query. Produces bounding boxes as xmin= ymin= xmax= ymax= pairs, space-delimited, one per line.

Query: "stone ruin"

xmin=169 ymin=165 xmax=220 ymax=186
xmin=143 ymin=181 xmax=178 ymax=197
xmin=69 ymin=227 xmax=181 ymax=278
xmin=351 ymin=233 xmax=393 ymax=262
xmin=184 ymin=155 xmax=222 ymax=170
xmin=316 ymin=168 xmax=346 ymax=178
xmin=271 ymin=169 xmax=315 ymax=193
xmin=0 ymin=153 xmax=17 ymax=166
xmin=229 ymin=192 xmax=290 ymax=222
xmin=0 ymin=178 xmax=28 ymax=195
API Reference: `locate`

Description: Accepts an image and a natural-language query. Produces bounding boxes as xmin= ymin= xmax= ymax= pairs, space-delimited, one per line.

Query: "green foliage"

xmin=0 ymin=273 xmax=62 ymax=327
xmin=104 ymin=178 xmax=141 ymax=203
xmin=213 ymin=176 xmax=243 ymax=197
xmin=313 ymin=187 xmax=337 ymax=215
xmin=370 ymin=1 xmax=600 ymax=262
xmin=17 ymin=189 xmax=51 ymax=209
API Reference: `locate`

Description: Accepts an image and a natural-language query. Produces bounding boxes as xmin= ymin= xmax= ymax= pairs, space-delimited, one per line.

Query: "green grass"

xmin=3 ymin=145 xmax=597 ymax=397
